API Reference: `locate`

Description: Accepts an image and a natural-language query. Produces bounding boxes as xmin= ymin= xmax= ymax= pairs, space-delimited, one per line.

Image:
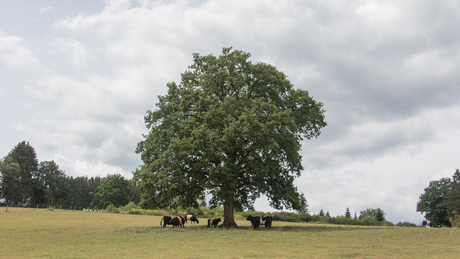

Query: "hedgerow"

xmin=102 ymin=205 xmax=403 ymax=226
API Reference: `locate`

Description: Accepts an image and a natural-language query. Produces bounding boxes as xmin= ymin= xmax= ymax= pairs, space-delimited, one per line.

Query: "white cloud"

xmin=54 ymin=38 xmax=88 ymax=68
xmin=55 ymin=155 xmax=128 ymax=178
xmin=0 ymin=32 xmax=42 ymax=70
xmin=39 ymin=6 xmax=54 ymax=14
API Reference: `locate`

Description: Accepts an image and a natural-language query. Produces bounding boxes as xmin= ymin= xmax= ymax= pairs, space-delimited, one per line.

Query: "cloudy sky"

xmin=1 ymin=0 xmax=459 ymax=224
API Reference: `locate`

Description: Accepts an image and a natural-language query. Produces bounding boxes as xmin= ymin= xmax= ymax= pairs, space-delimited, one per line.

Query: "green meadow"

xmin=2 ymin=207 xmax=460 ymax=258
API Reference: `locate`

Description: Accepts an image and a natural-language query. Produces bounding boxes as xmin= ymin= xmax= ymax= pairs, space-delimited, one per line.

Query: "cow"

xmin=160 ymin=216 xmax=172 ymax=227
xmin=184 ymin=215 xmax=199 ymax=224
xmin=422 ymin=220 xmax=433 ymax=228
xmin=168 ymin=216 xmax=183 ymax=228
xmin=160 ymin=216 xmax=184 ymax=228
xmin=207 ymin=218 xmax=221 ymax=228
xmin=262 ymin=216 xmax=273 ymax=229
xmin=247 ymin=215 xmax=272 ymax=229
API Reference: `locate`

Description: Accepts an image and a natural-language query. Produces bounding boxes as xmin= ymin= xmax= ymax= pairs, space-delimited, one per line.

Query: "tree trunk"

xmin=222 ymin=198 xmax=238 ymax=228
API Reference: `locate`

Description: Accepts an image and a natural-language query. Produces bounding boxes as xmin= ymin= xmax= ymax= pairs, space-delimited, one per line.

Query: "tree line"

xmin=0 ymin=141 xmax=140 ymax=210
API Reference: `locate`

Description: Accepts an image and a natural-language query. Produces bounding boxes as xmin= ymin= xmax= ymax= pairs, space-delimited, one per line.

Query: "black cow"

xmin=423 ymin=220 xmax=433 ymax=228
xmin=185 ymin=215 xmax=199 ymax=224
xmin=262 ymin=216 xmax=273 ymax=229
xmin=160 ymin=216 xmax=172 ymax=227
xmin=160 ymin=216 xmax=184 ymax=228
xmin=247 ymin=215 xmax=272 ymax=229
xmin=207 ymin=218 xmax=221 ymax=228
xmin=168 ymin=216 xmax=183 ymax=228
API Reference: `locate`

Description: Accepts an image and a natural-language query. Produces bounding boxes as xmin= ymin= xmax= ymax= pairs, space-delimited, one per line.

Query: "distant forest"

xmin=0 ymin=141 xmax=140 ymax=210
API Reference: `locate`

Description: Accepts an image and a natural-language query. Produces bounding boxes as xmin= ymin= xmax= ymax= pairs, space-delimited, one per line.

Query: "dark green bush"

xmin=396 ymin=221 xmax=418 ymax=227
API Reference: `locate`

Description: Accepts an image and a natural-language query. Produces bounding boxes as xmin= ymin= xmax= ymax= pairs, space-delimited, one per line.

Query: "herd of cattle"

xmin=159 ymin=215 xmax=273 ymax=229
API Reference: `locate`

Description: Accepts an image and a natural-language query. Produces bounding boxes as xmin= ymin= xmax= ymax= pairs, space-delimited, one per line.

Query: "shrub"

xmin=396 ymin=221 xmax=418 ymax=227
xmin=307 ymin=214 xmax=393 ymax=226
xmin=302 ymin=213 xmax=313 ymax=222
xmin=449 ymin=215 xmax=460 ymax=228
xmin=127 ymin=209 xmax=142 ymax=215
xmin=106 ymin=204 xmax=117 ymax=212
xmin=120 ymin=201 xmax=141 ymax=212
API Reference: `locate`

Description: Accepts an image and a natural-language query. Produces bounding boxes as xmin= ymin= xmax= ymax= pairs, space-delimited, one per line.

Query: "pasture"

xmin=1 ymin=207 xmax=460 ymax=258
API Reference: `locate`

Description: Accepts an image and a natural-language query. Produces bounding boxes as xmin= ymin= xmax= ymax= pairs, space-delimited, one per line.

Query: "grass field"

xmin=1 ymin=207 xmax=460 ymax=258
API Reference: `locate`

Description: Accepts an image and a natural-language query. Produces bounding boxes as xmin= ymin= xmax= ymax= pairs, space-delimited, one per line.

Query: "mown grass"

xmin=1 ymin=207 xmax=460 ymax=258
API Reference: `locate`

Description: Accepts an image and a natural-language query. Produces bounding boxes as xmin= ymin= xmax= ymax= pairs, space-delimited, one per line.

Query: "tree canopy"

xmin=359 ymin=208 xmax=386 ymax=222
xmin=135 ymin=47 xmax=327 ymax=227
xmin=417 ymin=177 xmax=452 ymax=227
xmin=447 ymin=169 xmax=460 ymax=218
xmin=91 ymin=174 xmax=131 ymax=208
xmin=345 ymin=207 xmax=352 ymax=219
xmin=36 ymin=161 xmax=69 ymax=207
xmin=0 ymin=141 xmax=38 ymax=205
xmin=0 ymin=156 xmax=21 ymax=205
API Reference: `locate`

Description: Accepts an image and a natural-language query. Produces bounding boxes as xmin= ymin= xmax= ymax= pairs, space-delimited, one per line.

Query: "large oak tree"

xmin=135 ymin=48 xmax=327 ymax=227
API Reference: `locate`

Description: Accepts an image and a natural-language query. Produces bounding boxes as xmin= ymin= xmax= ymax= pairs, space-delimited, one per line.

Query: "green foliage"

xmin=114 ymin=201 xmax=142 ymax=214
xmin=1 ymin=141 xmax=39 ymax=205
xmin=135 ymin=47 xmax=327 ymax=226
xmin=36 ymin=161 xmax=69 ymax=207
xmin=0 ymin=156 xmax=21 ymax=205
xmin=106 ymin=204 xmax=118 ymax=213
xmin=376 ymin=208 xmax=385 ymax=222
xmin=1 ymin=141 xmax=141 ymax=210
xmin=447 ymin=169 xmax=460 ymax=219
xmin=449 ymin=215 xmax=460 ymax=228
xmin=129 ymin=179 xmax=141 ymax=205
xmin=416 ymin=169 xmax=460 ymax=227
xmin=67 ymin=176 xmax=102 ymax=210
xmin=359 ymin=208 xmax=386 ymax=222
xmin=319 ymin=209 xmax=324 ymax=217
xmin=91 ymin=174 xmax=131 ymax=209
xmin=396 ymin=222 xmax=418 ymax=227
xmin=417 ymin=177 xmax=452 ymax=227
xmin=345 ymin=207 xmax=352 ymax=219
xmin=302 ymin=212 xmax=393 ymax=226
xmin=325 ymin=216 xmax=392 ymax=226
xmin=123 ymin=201 xmax=141 ymax=211
xmin=298 ymin=193 xmax=308 ymax=214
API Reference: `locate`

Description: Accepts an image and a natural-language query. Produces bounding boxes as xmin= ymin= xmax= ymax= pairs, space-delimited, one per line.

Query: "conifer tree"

xmin=345 ymin=207 xmax=352 ymax=218
xmin=3 ymin=141 xmax=38 ymax=205
xmin=319 ymin=209 xmax=325 ymax=217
